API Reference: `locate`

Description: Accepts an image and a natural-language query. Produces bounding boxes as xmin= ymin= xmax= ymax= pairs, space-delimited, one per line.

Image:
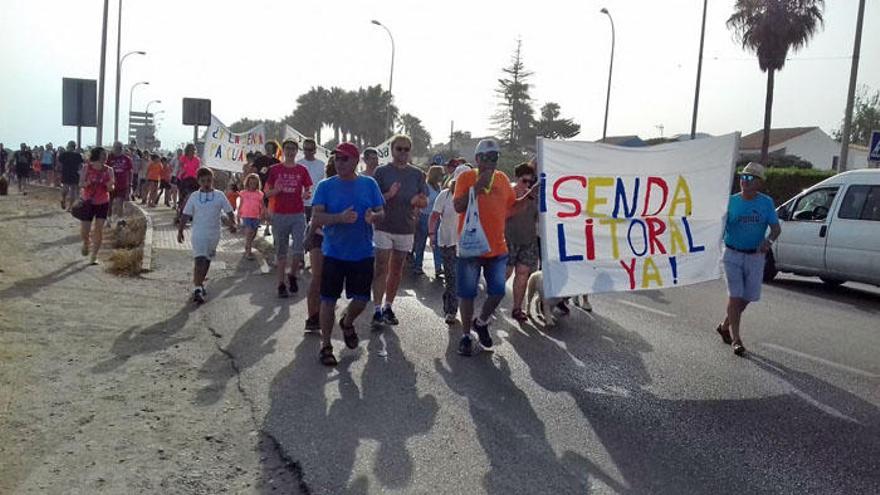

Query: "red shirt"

xmin=106 ymin=153 xmax=133 ymax=189
xmin=265 ymin=163 xmax=313 ymax=215
xmin=178 ymin=155 xmax=201 ymax=180
xmin=82 ymin=165 xmax=113 ymax=205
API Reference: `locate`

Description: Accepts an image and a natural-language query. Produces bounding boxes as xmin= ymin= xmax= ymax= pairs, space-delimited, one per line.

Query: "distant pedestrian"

xmin=58 ymin=141 xmax=83 ymax=210
xmin=265 ymin=139 xmax=313 ymax=298
xmin=145 ymin=153 xmax=162 ymax=207
xmin=453 ymin=139 xmax=537 ymax=356
xmin=160 ymin=157 xmax=172 ymax=207
xmin=169 ymin=149 xmax=183 ymax=208
xmin=310 ymin=142 xmax=385 ymax=366
xmin=175 ymin=144 xmax=201 ymax=225
xmin=40 ymin=143 xmax=56 ymax=185
xmin=79 ymin=147 xmax=115 ymax=265
xmin=237 ymin=173 xmax=265 ymax=260
xmin=12 ymin=143 xmax=34 ymax=195
xmin=106 ymin=141 xmax=133 ymax=227
xmin=715 ymin=162 xmax=781 ymax=356
xmin=297 ymin=138 xmax=325 ymax=223
xmin=177 ymin=168 xmax=236 ymax=305
xmin=254 ymin=141 xmax=280 ymax=237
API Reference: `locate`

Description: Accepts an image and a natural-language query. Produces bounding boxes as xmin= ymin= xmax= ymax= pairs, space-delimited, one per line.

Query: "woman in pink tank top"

xmin=79 ymin=147 xmax=115 ymax=265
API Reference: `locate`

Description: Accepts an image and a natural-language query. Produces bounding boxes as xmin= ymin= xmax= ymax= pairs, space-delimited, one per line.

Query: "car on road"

xmin=764 ymin=169 xmax=880 ymax=287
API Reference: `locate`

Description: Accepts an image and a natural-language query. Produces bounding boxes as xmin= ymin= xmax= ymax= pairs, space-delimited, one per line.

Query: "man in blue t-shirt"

xmin=310 ymin=142 xmax=385 ymax=366
xmin=716 ymin=162 xmax=781 ymax=356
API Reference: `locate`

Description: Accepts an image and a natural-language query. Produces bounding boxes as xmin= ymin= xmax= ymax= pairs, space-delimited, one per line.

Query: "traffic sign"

xmin=182 ymin=98 xmax=211 ymax=126
xmin=870 ymin=130 xmax=880 ymax=162
xmin=62 ymin=78 xmax=97 ymax=127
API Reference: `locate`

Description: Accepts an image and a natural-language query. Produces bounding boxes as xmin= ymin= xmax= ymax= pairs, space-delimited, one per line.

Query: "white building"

xmin=740 ymin=127 xmax=872 ymax=170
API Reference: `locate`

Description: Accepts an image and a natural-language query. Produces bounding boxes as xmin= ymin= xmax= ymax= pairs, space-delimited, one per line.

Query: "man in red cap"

xmin=310 ymin=142 xmax=386 ymax=366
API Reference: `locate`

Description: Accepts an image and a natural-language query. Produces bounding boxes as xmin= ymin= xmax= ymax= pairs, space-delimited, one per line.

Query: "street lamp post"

xmin=600 ymin=8 xmax=615 ymax=143
xmin=114 ymin=49 xmax=146 ymax=142
xmin=838 ymin=0 xmax=866 ymax=173
xmin=127 ymin=81 xmax=149 ymax=143
xmin=690 ymin=0 xmax=708 ymax=140
xmin=145 ymin=99 xmax=161 ymax=115
xmin=372 ymin=20 xmax=395 ymax=136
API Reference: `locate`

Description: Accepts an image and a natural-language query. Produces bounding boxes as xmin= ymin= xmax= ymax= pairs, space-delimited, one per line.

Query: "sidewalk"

xmin=0 ymin=188 xmax=301 ymax=494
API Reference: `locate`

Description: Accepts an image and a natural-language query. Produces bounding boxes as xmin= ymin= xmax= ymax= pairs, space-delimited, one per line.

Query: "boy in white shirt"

xmin=177 ymin=168 xmax=237 ymax=304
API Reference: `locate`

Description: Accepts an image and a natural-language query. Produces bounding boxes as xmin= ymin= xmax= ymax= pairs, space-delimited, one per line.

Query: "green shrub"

xmin=731 ymin=167 xmax=835 ymax=205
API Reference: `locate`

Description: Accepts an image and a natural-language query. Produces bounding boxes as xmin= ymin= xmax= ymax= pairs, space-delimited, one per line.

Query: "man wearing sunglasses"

xmin=297 ymin=138 xmax=325 ymax=224
xmin=453 ymin=139 xmax=538 ymax=356
xmin=716 ymin=162 xmax=781 ymax=356
xmin=310 ymin=142 xmax=385 ymax=366
xmin=361 ymin=147 xmax=380 ymax=178
xmin=371 ymin=134 xmax=429 ymax=327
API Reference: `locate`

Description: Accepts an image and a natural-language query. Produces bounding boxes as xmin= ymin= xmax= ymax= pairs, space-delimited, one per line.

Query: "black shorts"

xmin=320 ymin=256 xmax=374 ymax=302
xmin=160 ymin=181 xmax=171 ymax=190
xmin=15 ymin=165 xmax=31 ymax=178
xmin=82 ymin=202 xmax=110 ymax=221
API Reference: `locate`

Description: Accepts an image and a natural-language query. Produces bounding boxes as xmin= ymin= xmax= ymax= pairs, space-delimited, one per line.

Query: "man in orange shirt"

xmin=453 ymin=139 xmax=537 ymax=356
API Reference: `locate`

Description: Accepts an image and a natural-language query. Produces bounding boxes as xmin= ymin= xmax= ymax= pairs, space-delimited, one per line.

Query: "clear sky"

xmin=1 ymin=0 xmax=878 ymax=151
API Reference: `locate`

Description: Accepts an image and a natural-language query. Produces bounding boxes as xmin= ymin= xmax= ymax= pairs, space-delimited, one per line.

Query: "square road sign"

xmin=870 ymin=130 xmax=880 ymax=162
xmin=182 ymin=98 xmax=212 ymax=126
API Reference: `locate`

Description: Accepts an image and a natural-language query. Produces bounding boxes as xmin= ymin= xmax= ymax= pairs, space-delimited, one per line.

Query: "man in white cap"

xmin=715 ymin=162 xmax=781 ymax=356
xmin=452 ymin=138 xmax=537 ymax=356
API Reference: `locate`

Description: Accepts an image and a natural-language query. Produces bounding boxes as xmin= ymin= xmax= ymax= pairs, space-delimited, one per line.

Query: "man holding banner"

xmin=453 ymin=139 xmax=537 ymax=356
xmin=716 ymin=162 xmax=781 ymax=356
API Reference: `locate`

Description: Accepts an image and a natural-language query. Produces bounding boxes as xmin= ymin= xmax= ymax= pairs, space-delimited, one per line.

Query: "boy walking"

xmin=177 ymin=168 xmax=237 ymax=304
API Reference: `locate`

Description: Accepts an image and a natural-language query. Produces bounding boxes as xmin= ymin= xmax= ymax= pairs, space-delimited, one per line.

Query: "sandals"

xmin=339 ymin=314 xmax=359 ymax=350
xmin=512 ymin=309 xmax=528 ymax=322
xmin=716 ymin=324 xmax=733 ymax=345
xmin=732 ymin=340 xmax=746 ymax=356
xmin=319 ymin=345 xmax=338 ymax=366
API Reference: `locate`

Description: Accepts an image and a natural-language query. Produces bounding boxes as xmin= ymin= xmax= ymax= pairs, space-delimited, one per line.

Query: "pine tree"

xmin=491 ymin=39 xmax=536 ymax=151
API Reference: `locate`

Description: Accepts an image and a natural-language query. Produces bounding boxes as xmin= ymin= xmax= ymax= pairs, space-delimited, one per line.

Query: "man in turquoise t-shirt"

xmin=716 ymin=162 xmax=781 ymax=356
xmin=310 ymin=142 xmax=385 ymax=367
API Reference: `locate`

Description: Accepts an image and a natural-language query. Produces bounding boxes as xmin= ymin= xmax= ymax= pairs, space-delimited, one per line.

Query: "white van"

xmin=765 ymin=169 xmax=880 ymax=286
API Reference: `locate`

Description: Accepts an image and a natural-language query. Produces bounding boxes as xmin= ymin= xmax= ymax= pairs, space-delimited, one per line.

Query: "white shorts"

xmin=373 ymin=230 xmax=414 ymax=252
xmin=192 ymin=235 xmax=220 ymax=260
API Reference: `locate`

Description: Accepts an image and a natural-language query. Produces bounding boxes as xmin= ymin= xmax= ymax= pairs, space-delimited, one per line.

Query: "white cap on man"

xmin=474 ymin=138 xmax=501 ymax=156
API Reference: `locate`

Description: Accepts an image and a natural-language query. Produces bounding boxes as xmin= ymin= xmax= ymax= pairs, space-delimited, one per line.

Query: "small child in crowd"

xmin=237 ymin=173 xmax=265 ymax=260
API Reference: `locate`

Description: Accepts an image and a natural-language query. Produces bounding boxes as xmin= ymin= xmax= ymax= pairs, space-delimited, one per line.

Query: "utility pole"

xmin=96 ymin=0 xmax=110 ymax=146
xmin=449 ymin=120 xmax=454 ymax=155
xmin=690 ymin=0 xmax=708 ymax=140
xmin=838 ymin=0 xmax=866 ymax=173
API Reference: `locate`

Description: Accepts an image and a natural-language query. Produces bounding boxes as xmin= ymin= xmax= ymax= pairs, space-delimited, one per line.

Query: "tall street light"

xmin=600 ymin=8 xmax=615 ymax=143
xmin=97 ymin=0 xmax=110 ymax=146
xmin=114 ymin=50 xmax=145 ymax=142
xmin=127 ymin=81 xmax=149 ymax=143
xmin=371 ymin=19 xmax=395 ymax=136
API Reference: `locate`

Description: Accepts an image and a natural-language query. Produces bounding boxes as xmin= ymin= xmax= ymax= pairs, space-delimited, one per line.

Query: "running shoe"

xmin=458 ymin=334 xmax=474 ymax=357
xmin=288 ymin=273 xmax=298 ymax=293
xmin=193 ymin=287 xmax=206 ymax=305
xmin=473 ymin=319 xmax=493 ymax=350
xmin=304 ymin=315 xmax=320 ymax=332
xmin=278 ymin=284 xmax=290 ymax=299
xmin=382 ymin=306 xmax=399 ymax=326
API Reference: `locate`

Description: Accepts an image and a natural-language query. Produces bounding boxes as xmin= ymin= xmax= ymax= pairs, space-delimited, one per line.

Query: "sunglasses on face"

xmin=740 ymin=174 xmax=757 ymax=182
xmin=304 ymin=148 xmax=316 ymax=152
xmin=395 ymin=146 xmax=411 ymax=152
xmin=479 ymin=152 xmax=499 ymax=163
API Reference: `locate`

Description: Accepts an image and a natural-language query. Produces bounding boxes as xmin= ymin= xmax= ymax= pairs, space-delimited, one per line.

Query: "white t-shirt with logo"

xmin=297 ymin=158 xmax=325 ymax=207
xmin=183 ymin=190 xmax=233 ymax=242
xmin=432 ymin=188 xmax=459 ymax=248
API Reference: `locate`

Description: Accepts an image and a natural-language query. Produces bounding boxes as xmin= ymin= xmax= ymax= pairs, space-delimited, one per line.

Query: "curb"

xmin=129 ymin=202 xmax=154 ymax=273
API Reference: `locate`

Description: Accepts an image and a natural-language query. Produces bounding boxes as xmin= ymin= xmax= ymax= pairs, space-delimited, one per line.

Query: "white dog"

xmin=525 ymin=271 xmax=592 ymax=327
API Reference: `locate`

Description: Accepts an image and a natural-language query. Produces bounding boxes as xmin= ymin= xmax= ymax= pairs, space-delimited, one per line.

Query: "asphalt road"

xmin=3 ymin=187 xmax=878 ymax=494
xmin=200 ymin=245 xmax=880 ymax=494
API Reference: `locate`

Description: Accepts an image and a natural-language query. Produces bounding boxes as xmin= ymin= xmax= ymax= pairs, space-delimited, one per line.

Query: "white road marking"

xmin=614 ymin=300 xmax=677 ymax=318
xmin=759 ymin=343 xmax=880 ymax=379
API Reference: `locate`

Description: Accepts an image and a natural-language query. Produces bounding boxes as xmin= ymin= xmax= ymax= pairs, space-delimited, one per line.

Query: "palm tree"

xmin=324 ymin=87 xmax=348 ymax=145
xmin=290 ymin=86 xmax=328 ymax=143
xmin=397 ymin=113 xmax=432 ymax=156
xmin=727 ymin=0 xmax=824 ymax=163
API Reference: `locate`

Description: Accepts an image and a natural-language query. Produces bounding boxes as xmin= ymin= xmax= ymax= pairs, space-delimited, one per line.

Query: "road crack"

xmin=206 ymin=326 xmax=311 ymax=494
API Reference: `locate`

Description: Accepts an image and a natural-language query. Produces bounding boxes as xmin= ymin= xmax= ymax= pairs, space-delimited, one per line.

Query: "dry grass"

xmin=106 ymin=248 xmax=144 ymax=277
xmin=113 ymin=217 xmax=147 ymax=249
